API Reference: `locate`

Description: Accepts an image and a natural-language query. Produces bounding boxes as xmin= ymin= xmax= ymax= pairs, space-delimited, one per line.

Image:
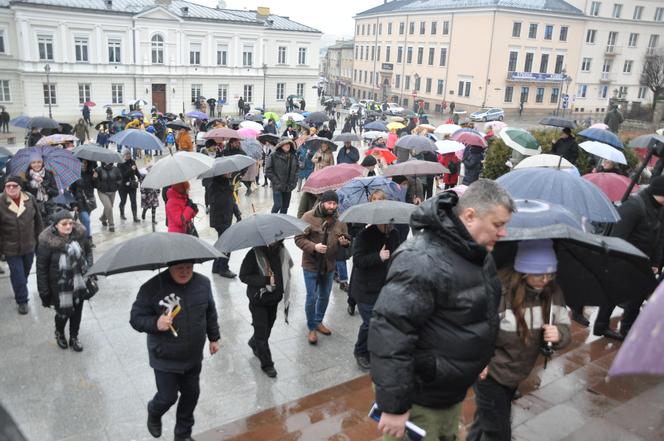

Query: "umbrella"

xmin=364 ymin=121 xmax=388 ymax=131
xmin=72 ymin=144 xmax=122 ymax=163
xmin=10 ymin=146 xmax=81 ymax=191
xmin=579 ymin=141 xmax=627 ymax=164
xmin=128 ymin=111 xmax=144 ymax=119
xmin=186 ymin=111 xmax=209 ymax=120
xmin=628 ymin=134 xmax=664 ymax=149
xmin=0 ymin=146 xmax=14 ymax=159
xmin=240 ymin=139 xmax=264 ymax=160
xmin=417 ymin=123 xmax=436 ymax=132
xmin=114 ymin=115 xmax=130 ymax=122
xmin=333 ymin=133 xmax=362 ymax=143
xmin=109 ymin=129 xmax=164 ymax=151
xmin=240 ymin=120 xmax=264 ymax=132
xmin=386 ymin=122 xmax=405 ymax=131
xmin=589 ymin=123 xmax=609 ymax=130
xmin=257 ymin=133 xmax=280 ymax=145
xmin=141 ymin=151 xmax=214 ymax=189
xmin=362 ymin=131 xmax=388 ymax=140
xmin=166 ymin=120 xmax=190 ymax=131
xmin=204 ymin=127 xmax=244 ymax=140
xmin=281 ymin=112 xmax=305 ymax=122
xmin=303 ymin=136 xmax=337 ymax=152
xmin=337 ymin=176 xmax=405 ymax=213
xmin=35 ymin=134 xmax=78 ymax=146
xmin=389 ymin=116 xmax=405 ymax=123
xmin=365 ymin=148 xmax=397 ymax=165
xmin=26 ymin=116 xmax=60 ymax=129
xmin=94 ymin=120 xmax=111 ymax=130
xmin=539 ymin=116 xmax=576 ymax=129
xmin=578 ymin=127 xmax=624 ymax=149
xmin=244 ymin=114 xmax=264 ymax=122
xmin=582 ymin=172 xmax=638 ymax=202
xmin=609 ymin=280 xmax=664 ymax=377
xmin=52 ymin=191 xmax=77 ymax=209
xmin=163 ymin=112 xmax=177 ymax=121
xmin=199 ymin=154 xmax=256 ymax=178
xmin=508 ymin=199 xmax=584 ymax=230
xmin=451 ymin=130 xmax=487 ymax=147
xmin=214 ymin=214 xmax=309 ymax=253
xmin=496 ymin=167 xmax=620 ymax=222
xmin=339 ymin=200 xmax=417 ymax=225
xmin=202 ymin=119 xmax=225 ymax=131
xmin=484 ymin=121 xmax=507 ymax=132
xmin=305 ymin=112 xmax=329 ymax=124
xmin=87 ymin=232 xmax=222 ymax=276
xmin=383 ymin=159 xmax=448 ymax=177
xmin=493 ymin=224 xmax=655 ymax=307
xmin=83 ymin=101 xmax=96 ymax=107
xmin=0 ymin=403 xmax=29 ymax=441
xmin=514 ymin=154 xmax=575 ymax=170
xmin=435 ymin=140 xmax=466 ymax=155
xmin=394 ymin=135 xmax=436 ymax=152
xmin=499 ymin=128 xmax=541 ymax=156
xmin=264 ymin=111 xmax=279 ymax=122
xmin=398 ymin=110 xmax=418 ymax=118
xmin=301 ymin=163 xmax=367 ymax=194
xmin=9 ymin=115 xmax=31 ymax=128
xmin=434 ymin=124 xmax=462 ymax=136
xmin=129 ymin=99 xmax=148 ymax=107
xmin=237 ymin=127 xmax=259 ymax=139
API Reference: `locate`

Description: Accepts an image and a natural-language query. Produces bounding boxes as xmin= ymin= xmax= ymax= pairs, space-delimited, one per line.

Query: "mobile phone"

xmin=368 ymin=403 xmax=426 ymax=441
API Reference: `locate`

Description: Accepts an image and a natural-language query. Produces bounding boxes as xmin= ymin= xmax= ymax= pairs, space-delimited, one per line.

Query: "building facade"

xmin=324 ymin=39 xmax=354 ymax=96
xmin=0 ymin=0 xmax=321 ymax=122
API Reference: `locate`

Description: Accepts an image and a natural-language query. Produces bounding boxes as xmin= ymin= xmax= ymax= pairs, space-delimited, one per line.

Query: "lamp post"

xmin=44 ymin=64 xmax=52 ymax=118
xmin=262 ymin=64 xmax=267 ymax=110
xmin=555 ymin=68 xmax=566 ymax=117
xmin=562 ymin=74 xmax=572 ymax=118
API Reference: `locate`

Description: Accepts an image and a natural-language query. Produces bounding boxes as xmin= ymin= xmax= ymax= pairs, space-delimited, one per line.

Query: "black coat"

xmin=27 ymin=132 xmax=42 ymax=147
xmin=130 ymin=271 xmax=220 ymax=373
xmin=117 ymin=159 xmax=141 ymax=187
xmin=94 ymin=165 xmax=122 ymax=193
xmin=265 ymin=146 xmax=298 ymax=192
xmin=24 ymin=169 xmax=59 ymax=202
xmin=611 ymin=191 xmax=664 ymax=266
xmin=349 ymin=225 xmax=401 ymax=305
xmin=369 ymin=192 xmax=501 ymax=413
xmin=551 ymin=136 xmax=579 ymax=165
xmin=239 ymin=246 xmax=285 ymax=306
xmin=461 ymin=146 xmax=484 ymax=185
xmin=206 ymin=175 xmax=234 ymax=228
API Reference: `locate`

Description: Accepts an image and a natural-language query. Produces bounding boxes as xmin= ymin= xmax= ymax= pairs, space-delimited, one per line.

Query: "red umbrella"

xmin=84 ymin=101 xmax=96 ymax=107
xmin=582 ymin=172 xmax=639 ymax=202
xmin=204 ymin=127 xmax=245 ymax=140
xmin=451 ymin=130 xmax=488 ymax=148
xmin=366 ymin=148 xmax=397 ymax=165
xmin=301 ymin=163 xmax=367 ymax=194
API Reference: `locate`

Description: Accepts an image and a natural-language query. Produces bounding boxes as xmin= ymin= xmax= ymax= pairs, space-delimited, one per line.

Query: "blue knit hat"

xmin=514 ymin=239 xmax=557 ymax=274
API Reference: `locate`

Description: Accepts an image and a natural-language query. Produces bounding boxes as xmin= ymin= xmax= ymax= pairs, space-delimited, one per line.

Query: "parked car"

xmin=343 ymin=96 xmax=358 ymax=109
xmin=384 ymin=103 xmax=404 ymax=115
xmin=470 ymin=107 xmax=504 ymax=122
xmin=349 ymin=103 xmax=364 ymax=115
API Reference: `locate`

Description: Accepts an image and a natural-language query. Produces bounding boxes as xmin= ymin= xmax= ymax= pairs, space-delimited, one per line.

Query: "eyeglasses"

xmin=531 ymin=273 xmax=556 ymax=281
xmin=58 ymin=221 xmax=75 ymax=226
xmin=4 ymin=184 xmax=19 ymax=189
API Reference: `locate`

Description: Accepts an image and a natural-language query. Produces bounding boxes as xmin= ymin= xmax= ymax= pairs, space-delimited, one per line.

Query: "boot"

xmin=120 ymin=210 xmax=126 ymax=220
xmin=69 ymin=336 xmax=84 ymax=352
xmin=147 ymin=412 xmax=162 ymax=438
xmin=141 ymin=209 xmax=147 ymax=221
xmin=262 ymin=365 xmax=277 ymax=378
xmin=55 ymin=330 xmax=68 ymax=349
xmin=133 ymin=216 xmax=140 ymax=223
xmin=216 ymin=257 xmax=236 ymax=278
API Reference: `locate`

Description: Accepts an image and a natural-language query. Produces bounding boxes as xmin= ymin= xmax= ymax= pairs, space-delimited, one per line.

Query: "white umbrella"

xmin=579 ymin=141 xmax=627 ymax=165
xmin=434 ymin=124 xmax=462 ymax=136
xmin=281 ymin=112 xmax=305 ymax=122
xmin=514 ymin=154 xmax=575 ymax=170
xmin=362 ymin=131 xmax=387 ymax=140
xmin=129 ymin=99 xmax=148 ymax=107
xmin=239 ymin=120 xmax=264 ymax=132
xmin=435 ymin=139 xmax=466 ymax=155
xmin=141 ymin=151 xmax=214 ymax=189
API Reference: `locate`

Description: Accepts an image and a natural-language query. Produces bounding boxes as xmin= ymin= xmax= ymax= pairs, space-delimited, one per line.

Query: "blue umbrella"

xmin=508 ymin=199 xmax=585 ymax=230
xmin=186 ymin=111 xmax=209 ymax=120
xmin=128 ymin=111 xmax=144 ymax=119
xmin=9 ymin=146 xmax=81 ymax=191
xmin=9 ymin=115 xmax=31 ymax=128
xmin=109 ymin=129 xmax=164 ymax=151
xmin=578 ymin=128 xmax=624 ymax=150
xmin=336 ymin=176 xmax=405 ymax=213
xmin=496 ymin=167 xmax=619 ymax=223
xmin=363 ymin=121 xmax=388 ymax=131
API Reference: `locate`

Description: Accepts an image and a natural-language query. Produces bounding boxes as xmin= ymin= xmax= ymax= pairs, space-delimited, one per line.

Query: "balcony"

xmin=605 ymin=45 xmax=622 ymax=56
xmin=599 ymin=72 xmax=616 ymax=83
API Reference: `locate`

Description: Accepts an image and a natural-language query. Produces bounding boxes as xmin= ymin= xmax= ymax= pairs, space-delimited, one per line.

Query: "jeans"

xmin=354 ymin=302 xmax=374 ymax=357
xmin=6 ymin=253 xmax=34 ymax=305
xmin=303 ymin=270 xmax=334 ymax=330
xmin=335 ymin=260 xmax=348 ymax=283
xmin=271 ymin=191 xmax=292 ymax=214
xmin=248 ymin=302 xmax=278 ymax=368
xmin=118 ymin=186 xmax=137 ymax=218
xmin=466 ymin=376 xmax=516 ymax=441
xmin=79 ymin=210 xmax=91 ymax=237
xmin=148 ymin=363 xmax=202 ymax=438
xmin=98 ymin=191 xmax=116 ymax=227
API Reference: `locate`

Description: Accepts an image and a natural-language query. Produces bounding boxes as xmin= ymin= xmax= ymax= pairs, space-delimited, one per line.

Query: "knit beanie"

xmin=361 ymin=155 xmax=377 ymax=167
xmin=647 ymin=176 xmax=664 ymax=197
xmin=51 ymin=209 xmax=74 ymax=225
xmin=514 ymin=239 xmax=557 ymax=274
xmin=319 ymin=190 xmax=339 ymax=204
xmin=4 ymin=175 xmax=22 ymax=186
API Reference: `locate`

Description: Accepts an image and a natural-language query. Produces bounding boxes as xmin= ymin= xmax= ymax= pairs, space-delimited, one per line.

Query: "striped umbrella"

xmin=499 ymin=128 xmax=541 ymax=156
xmin=35 ymin=134 xmax=78 ymax=146
xmin=10 ymin=146 xmax=81 ymax=191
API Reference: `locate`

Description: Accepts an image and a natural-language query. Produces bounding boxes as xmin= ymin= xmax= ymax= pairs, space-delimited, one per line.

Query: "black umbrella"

xmin=304 ymin=136 xmax=337 ymax=152
xmin=539 ymin=116 xmax=576 ymax=129
xmin=332 ymin=133 xmax=362 ymax=143
xmin=199 ymin=155 xmax=256 ymax=178
xmin=26 ymin=116 xmax=59 ymax=129
xmin=257 ymin=133 xmax=280 ymax=146
xmin=0 ymin=403 xmax=28 ymax=441
xmin=59 ymin=122 xmax=73 ymax=134
xmin=214 ymin=214 xmax=309 ymax=253
xmin=203 ymin=119 xmax=225 ymax=131
xmin=338 ymin=200 xmax=416 ymax=225
xmin=398 ymin=110 xmax=418 ymax=118
xmin=94 ymin=120 xmax=111 ymax=130
xmin=245 ymin=114 xmax=264 ymax=122
xmin=72 ymin=144 xmax=122 ymax=163
xmin=167 ymin=120 xmax=190 ymax=131
xmin=113 ymin=115 xmax=130 ymax=122
xmin=163 ymin=113 xmax=177 ymax=121
xmin=628 ymin=134 xmax=664 ymax=149
xmin=383 ymin=159 xmax=447 ymax=177
xmin=493 ymin=224 xmax=656 ymax=307
xmin=394 ymin=135 xmax=436 ymax=152
xmin=87 ymin=232 xmax=222 ymax=276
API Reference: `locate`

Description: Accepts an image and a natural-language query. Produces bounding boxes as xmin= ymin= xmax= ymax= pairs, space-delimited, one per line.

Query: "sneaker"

xmin=262 ymin=365 xmax=277 ymax=378
xmin=307 ymin=330 xmax=318 ymax=345
xmin=69 ymin=337 xmax=84 ymax=352
xmin=17 ymin=303 xmax=28 ymax=315
xmin=147 ymin=413 xmax=162 ymax=438
xmin=217 ymin=269 xmax=236 ymax=279
xmin=355 ymin=354 xmax=371 ymax=370
xmin=316 ymin=323 xmax=332 ymax=335
xmin=596 ymin=329 xmax=625 ymax=341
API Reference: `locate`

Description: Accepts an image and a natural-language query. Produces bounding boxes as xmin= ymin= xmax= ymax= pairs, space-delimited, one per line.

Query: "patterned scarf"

xmin=29 ymin=168 xmax=48 ymax=202
xmin=57 ymin=240 xmax=89 ymax=310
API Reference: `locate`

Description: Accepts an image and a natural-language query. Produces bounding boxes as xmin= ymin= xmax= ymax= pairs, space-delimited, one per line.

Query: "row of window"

xmin=354 ymin=44 xmax=447 ymax=66
xmin=584 ymin=30 xmax=660 ymax=51
xmin=576 ymin=83 xmax=648 ymax=99
xmin=507 ymin=52 xmax=565 ymax=74
xmin=511 ymin=23 xmax=568 ymax=42
xmin=504 ymin=86 xmax=560 ymax=104
xmin=588 ymin=2 xmax=663 ymax=21
xmin=356 ymin=20 xmax=450 ymax=37
xmin=581 ymin=57 xmax=637 ymax=74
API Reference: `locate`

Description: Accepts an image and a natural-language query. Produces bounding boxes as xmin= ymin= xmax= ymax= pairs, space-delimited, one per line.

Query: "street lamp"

xmin=262 ymin=64 xmax=267 ymax=110
xmin=44 ymin=64 xmax=52 ymax=118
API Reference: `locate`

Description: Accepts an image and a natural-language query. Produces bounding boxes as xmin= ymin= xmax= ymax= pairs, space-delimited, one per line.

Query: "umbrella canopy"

xmin=9 ymin=115 xmax=31 ymax=128
xmin=339 ymin=200 xmax=417 ymax=225
xmin=142 ymin=151 xmax=214 ymax=189
xmin=582 ymin=172 xmax=638 ymax=202
xmin=214 ymin=214 xmax=309 ymax=253
xmin=397 ymin=110 xmax=418 ymax=118
xmin=609 ymin=280 xmax=664 ymax=377
xmin=301 ymin=163 xmax=367 ymax=194
xmin=417 ymin=123 xmax=436 ymax=132
xmin=500 ymin=128 xmax=541 ymax=156
xmin=109 ymin=129 xmax=164 ymax=151
xmin=394 ymin=134 xmax=436 ymax=152
xmin=435 ymin=139 xmax=466 ymax=155
xmin=244 ymin=114 xmax=264 ymax=122
xmin=514 ymin=154 xmax=575 ymax=170
xmin=508 ymin=199 xmax=584 ymax=230
xmin=496 ymin=167 xmax=620 ymax=222
xmin=199 ymin=154 xmax=256 ymax=179
xmin=257 ymin=133 xmax=280 ymax=145
xmin=451 ymin=129 xmax=487 ymax=147
xmin=386 ymin=122 xmax=405 ymax=131
xmin=628 ymin=133 xmax=664 ymax=149
xmin=303 ymin=136 xmax=337 ymax=152
xmin=128 ymin=111 xmax=144 ymax=119
xmin=589 ymin=122 xmax=609 ymax=130
xmin=263 ymin=111 xmax=279 ymax=121
xmin=204 ymin=127 xmax=244 ymax=140
xmin=26 ymin=116 xmax=60 ymax=129
xmin=10 ymin=146 xmax=81 ymax=190
xmin=366 ymin=148 xmax=397 ymax=165
xmin=333 ymin=133 xmax=362 ymax=142
xmin=363 ymin=131 xmax=388 ymax=141
xmin=72 ymin=144 xmax=122 ymax=163
xmin=363 ymin=121 xmax=388 ymax=131
xmin=166 ymin=120 xmax=190 ymax=131
xmin=0 ymin=403 xmax=29 ymax=441
xmin=383 ymin=159 xmax=448 ymax=177
xmin=281 ymin=112 xmax=305 ymax=122
xmin=337 ymin=176 xmax=405 ymax=213
xmin=129 ymin=99 xmax=148 ymax=107
xmin=83 ymin=101 xmax=96 ymax=107
xmin=388 ymin=116 xmax=405 ymax=123
xmin=434 ymin=124 xmax=462 ymax=136
xmin=35 ymin=134 xmax=78 ymax=146
xmin=484 ymin=121 xmax=507 ymax=132
xmin=239 ymin=120 xmax=264 ymax=132
xmin=305 ymin=111 xmax=329 ymax=124
xmin=186 ymin=111 xmax=209 ymax=120
xmin=94 ymin=120 xmax=111 ymax=130
xmin=0 ymin=146 xmax=14 ymax=159
xmin=237 ymin=127 xmax=259 ymax=139
xmin=539 ymin=116 xmax=576 ymax=129
xmin=579 ymin=141 xmax=627 ymax=164
xmin=87 ymin=232 xmax=222 ymax=276
xmin=578 ymin=127 xmax=624 ymax=149
xmin=240 ymin=139 xmax=264 ymax=160
xmin=494 ymin=225 xmax=655 ymax=307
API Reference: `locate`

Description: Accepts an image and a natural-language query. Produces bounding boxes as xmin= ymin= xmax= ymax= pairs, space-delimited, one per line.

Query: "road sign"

xmin=562 ymin=94 xmax=569 ymax=109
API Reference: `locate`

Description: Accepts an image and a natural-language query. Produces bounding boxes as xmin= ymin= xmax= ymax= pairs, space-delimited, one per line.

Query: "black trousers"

xmin=55 ymin=300 xmax=84 ymax=337
xmin=423 ymin=176 xmax=434 ymax=200
xmin=118 ymin=186 xmax=137 ymax=218
xmin=248 ymin=302 xmax=278 ymax=368
xmin=212 ymin=226 xmax=231 ymax=273
xmin=148 ymin=363 xmax=202 ymax=438
xmin=594 ymin=298 xmax=642 ymax=334
xmin=1 ymin=121 xmax=8 ymax=132
xmin=467 ymin=376 xmax=516 ymax=441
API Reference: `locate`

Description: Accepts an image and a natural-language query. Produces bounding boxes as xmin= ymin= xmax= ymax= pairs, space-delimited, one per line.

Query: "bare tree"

xmin=640 ymin=49 xmax=664 ymax=113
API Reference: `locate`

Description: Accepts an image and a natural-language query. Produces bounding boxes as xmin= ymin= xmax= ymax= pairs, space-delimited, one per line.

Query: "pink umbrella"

xmin=450 ymin=130 xmax=488 ymax=148
xmin=589 ymin=123 xmax=609 ymax=130
xmin=485 ymin=121 xmax=507 ymax=132
xmin=582 ymin=172 xmax=638 ymax=202
xmin=204 ymin=128 xmax=244 ymax=140
xmin=237 ymin=127 xmax=259 ymax=139
xmin=301 ymin=163 xmax=367 ymax=194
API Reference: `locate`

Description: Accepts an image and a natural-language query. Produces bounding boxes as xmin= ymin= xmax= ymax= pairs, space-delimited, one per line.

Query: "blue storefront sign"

xmin=509 ymin=72 xmax=567 ymax=82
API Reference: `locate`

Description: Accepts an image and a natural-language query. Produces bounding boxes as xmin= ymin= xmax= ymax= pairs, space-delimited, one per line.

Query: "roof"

xmin=356 ymin=0 xmax=583 ymax=17
xmin=6 ymin=0 xmax=321 ymax=32
xmin=328 ymin=40 xmax=355 ymax=50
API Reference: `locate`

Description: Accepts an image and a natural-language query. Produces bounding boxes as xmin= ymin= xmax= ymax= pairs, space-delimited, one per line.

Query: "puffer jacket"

xmin=165 ymin=187 xmax=196 ymax=233
xmin=94 ymin=164 xmax=122 ymax=193
xmin=369 ymin=192 xmax=501 ymax=413
xmin=461 ymin=146 xmax=484 ymax=185
xmin=294 ymin=203 xmax=349 ymax=273
xmin=265 ymin=140 xmax=298 ymax=192
xmin=0 ymin=191 xmax=44 ymax=256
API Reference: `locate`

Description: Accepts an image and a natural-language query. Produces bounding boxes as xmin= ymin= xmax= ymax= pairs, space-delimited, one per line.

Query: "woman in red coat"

xmin=438 ymin=152 xmax=461 ymax=189
xmin=165 ymin=182 xmax=197 ymax=233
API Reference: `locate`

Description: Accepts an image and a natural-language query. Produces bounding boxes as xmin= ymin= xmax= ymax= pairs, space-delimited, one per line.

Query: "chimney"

xmin=216 ymin=0 xmax=226 ymax=9
xmin=105 ymin=0 xmax=112 ymax=9
xmin=256 ymin=6 xmax=269 ymax=21
xmin=181 ymin=6 xmax=189 ymax=15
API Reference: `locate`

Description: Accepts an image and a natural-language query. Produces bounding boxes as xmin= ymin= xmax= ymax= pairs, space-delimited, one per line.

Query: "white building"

xmin=0 ymin=0 xmax=321 ymax=122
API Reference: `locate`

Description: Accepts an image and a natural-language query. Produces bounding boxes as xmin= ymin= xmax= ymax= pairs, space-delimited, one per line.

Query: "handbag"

xmin=82 ymin=276 xmax=99 ymax=300
xmin=182 ymin=215 xmax=199 ymax=237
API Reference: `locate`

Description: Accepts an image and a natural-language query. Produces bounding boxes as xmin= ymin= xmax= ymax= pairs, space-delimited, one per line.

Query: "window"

xmin=581 ymin=57 xmax=592 ymax=71
xmin=371 ymin=46 xmax=375 ymax=61
xmin=633 ymin=6 xmax=643 ymax=19
xmin=586 ymin=29 xmax=597 ymax=43
xmin=577 ymin=84 xmax=587 ymax=98
xmin=0 ymin=80 xmax=10 ymax=102
xmin=243 ymin=84 xmax=253 ymax=102
xmin=43 ymin=83 xmax=56 ymax=105
xmin=388 ymin=22 xmax=392 ymax=35
xmin=74 ymin=37 xmax=88 ymax=62
xmin=612 ymin=4 xmax=622 ymax=18
xmin=528 ymin=23 xmax=538 ymax=39
xmin=439 ymin=48 xmax=447 ymax=66
xmin=504 ymin=86 xmax=514 ymax=102
xmin=397 ymin=46 xmax=403 ymax=63
xmin=599 ymin=85 xmax=608 ymax=98
xmin=655 ymin=8 xmax=664 ymax=21
xmin=277 ymin=46 xmax=286 ymax=64
xmin=78 ymin=83 xmax=90 ymax=104
xmin=539 ymin=54 xmax=549 ymax=73
xmin=628 ymin=33 xmax=639 ymax=47
xmin=423 ymin=47 xmax=433 ymax=65
xmin=395 ymin=74 xmax=401 ymax=88
xmin=0 ymin=32 xmax=4 ymax=54
xmin=602 ymin=59 xmax=612 ymax=72
xmin=619 ymin=86 xmax=628 ymax=97
xmin=457 ymin=80 xmax=471 ymax=97
xmin=419 ymin=21 xmax=425 ymax=34
xmin=417 ymin=47 xmax=423 ymax=64
xmin=414 ymin=76 xmax=420 ymax=91
xmin=275 ymin=83 xmax=285 ymax=100
xmin=559 ymin=26 xmax=568 ymax=42
xmin=379 ymin=23 xmax=382 ymax=35
xmin=405 ymin=75 xmax=410 ymax=90
xmin=648 ymin=34 xmax=660 ymax=50
xmin=356 ymin=25 xmax=360 ymax=35
xmin=377 ymin=46 xmax=381 ymax=61
xmin=385 ymin=46 xmax=391 ymax=62
xmin=297 ymin=83 xmax=305 ymax=96
xmin=399 ymin=22 xmax=405 ymax=35
xmin=520 ymin=86 xmax=529 ymax=103
xmin=535 ymin=87 xmax=544 ymax=103
xmin=108 ymin=38 xmax=121 ymax=63
xmin=217 ymin=84 xmax=228 ymax=104
xmin=508 ymin=51 xmax=518 ymax=71
xmin=638 ymin=86 xmax=647 ymax=99
xmin=359 ymin=46 xmax=363 ymax=60
xmin=425 ymin=78 xmax=432 ymax=93
xmin=38 ymin=35 xmax=53 ymax=61
xmin=213 ymin=44 xmax=227 ymax=66
xmin=590 ymin=1 xmax=601 ymax=16
xmin=353 ymin=69 xmax=357 ymax=81
xmin=623 ymin=60 xmax=633 ymax=73
xmin=442 ymin=21 xmax=449 ymax=35
xmin=366 ymin=45 xmax=370 ymax=60
xmin=437 ymin=80 xmax=444 ymax=95
xmin=409 ymin=22 xmax=414 ymax=34
xmin=555 ymin=55 xmax=564 ymax=74
xmin=372 ymin=24 xmax=376 ymax=35
xmin=298 ymin=47 xmax=307 ymax=65
xmin=111 ymin=83 xmax=123 ymax=104
xmin=189 ymin=42 xmax=201 ymax=65
xmin=550 ymin=87 xmax=559 ymax=103
xmin=524 ymin=53 xmax=534 ymax=72
xmin=431 ymin=21 xmax=437 ymax=34
xmin=512 ymin=22 xmax=521 ymax=37
xmin=149 ymin=35 xmax=164 ymax=64
xmin=407 ymin=46 xmax=413 ymax=63
xmin=361 ymin=24 xmax=365 ymax=35
xmin=544 ymin=25 xmax=553 ymax=40
xmin=243 ymin=46 xmax=253 ymax=66
xmin=191 ymin=84 xmax=201 ymax=103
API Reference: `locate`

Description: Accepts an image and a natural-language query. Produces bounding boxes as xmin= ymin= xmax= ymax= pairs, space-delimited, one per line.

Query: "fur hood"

xmin=38 ymin=223 xmax=87 ymax=251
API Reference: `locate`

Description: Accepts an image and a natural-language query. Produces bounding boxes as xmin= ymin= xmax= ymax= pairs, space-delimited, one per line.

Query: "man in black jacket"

xmin=130 ymin=262 xmax=220 ymax=441
xmin=551 ymin=127 xmax=579 ymax=165
xmin=369 ymin=179 xmax=514 ymax=440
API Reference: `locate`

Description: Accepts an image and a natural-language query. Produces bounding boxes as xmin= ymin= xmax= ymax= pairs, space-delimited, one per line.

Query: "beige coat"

xmin=312 ymin=149 xmax=334 ymax=171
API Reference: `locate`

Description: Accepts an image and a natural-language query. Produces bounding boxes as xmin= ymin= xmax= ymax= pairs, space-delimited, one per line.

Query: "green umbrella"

xmin=263 ymin=111 xmax=279 ymax=122
xmin=499 ymin=127 xmax=541 ymax=156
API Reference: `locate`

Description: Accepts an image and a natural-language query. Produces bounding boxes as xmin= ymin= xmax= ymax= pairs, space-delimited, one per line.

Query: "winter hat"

xmin=361 ymin=155 xmax=377 ymax=167
xmin=276 ymin=139 xmax=296 ymax=151
xmin=51 ymin=209 xmax=74 ymax=225
xmin=121 ymin=147 xmax=131 ymax=157
xmin=647 ymin=176 xmax=664 ymax=197
xmin=514 ymin=239 xmax=557 ymax=274
xmin=171 ymin=181 xmax=190 ymax=195
xmin=320 ymin=190 xmax=339 ymax=204
xmin=4 ymin=175 xmax=22 ymax=187
xmin=562 ymin=127 xmax=572 ymax=136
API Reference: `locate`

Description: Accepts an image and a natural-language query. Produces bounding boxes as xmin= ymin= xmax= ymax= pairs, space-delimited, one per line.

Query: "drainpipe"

xmin=442 ymin=13 xmax=454 ymax=104
xmin=482 ymin=11 xmax=497 ymax=108
xmin=372 ymin=16 xmax=379 ymax=100
xmin=399 ymin=14 xmax=410 ymax=105
xmin=132 ymin=18 xmax=137 ymax=101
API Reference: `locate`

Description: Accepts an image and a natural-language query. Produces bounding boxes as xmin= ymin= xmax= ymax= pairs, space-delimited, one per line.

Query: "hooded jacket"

xmin=611 ymin=190 xmax=664 ymax=265
xmin=369 ymin=192 xmax=501 ymax=413
xmin=265 ymin=140 xmax=298 ymax=192
xmin=461 ymin=146 xmax=485 ymax=185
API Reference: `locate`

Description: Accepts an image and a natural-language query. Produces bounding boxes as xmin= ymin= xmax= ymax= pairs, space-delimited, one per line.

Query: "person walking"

xmin=265 ymin=139 xmax=298 ymax=214
xmin=237 ymin=97 xmax=245 ymax=116
xmin=604 ymin=105 xmax=624 ymax=134
xmin=300 ymin=98 xmax=306 ymax=112
xmin=37 ymin=209 xmax=93 ymax=352
xmin=141 ymin=172 xmax=160 ymax=226
xmin=551 ymin=127 xmax=579 ymax=165
xmin=206 ymin=170 xmax=237 ymax=279
xmin=70 ymin=159 xmax=97 ymax=244
xmin=118 ymin=148 xmax=141 ymax=223
xmin=295 ymin=191 xmax=350 ymax=344
xmin=130 ymin=261 xmax=220 ymax=441
xmin=165 ymin=182 xmax=198 ymax=234
xmin=263 ymin=119 xmax=277 ymax=135
xmin=94 ymin=161 xmax=122 ymax=232
xmin=0 ymin=176 xmax=44 ymax=314
xmin=461 ymin=145 xmax=485 ymax=185
xmin=73 ymin=118 xmax=89 ymax=145
xmin=0 ymin=108 xmax=9 ymax=133
xmin=82 ymin=105 xmax=92 ymax=126
xmin=239 ymin=240 xmax=293 ymax=378
xmin=297 ymin=146 xmax=315 ymax=191
xmin=23 ymin=154 xmax=59 ymax=223
xmin=449 ymin=101 xmax=455 ymax=115
xmin=336 ymin=141 xmax=360 ymax=164
xmin=312 ymin=143 xmax=334 ymax=171
xmin=369 ymin=180 xmax=514 ymax=441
